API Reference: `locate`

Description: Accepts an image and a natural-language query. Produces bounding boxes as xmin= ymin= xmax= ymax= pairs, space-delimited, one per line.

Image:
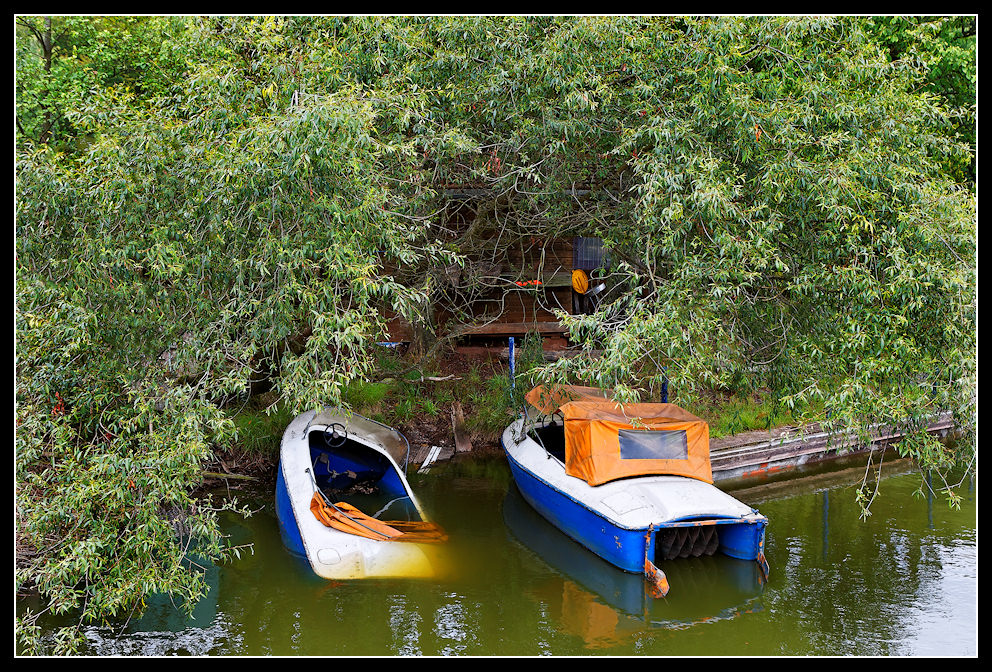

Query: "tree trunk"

xmin=39 ymin=17 xmax=53 ymax=144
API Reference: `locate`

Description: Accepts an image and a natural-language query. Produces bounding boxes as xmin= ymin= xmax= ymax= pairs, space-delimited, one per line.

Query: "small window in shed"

xmin=572 ymin=237 xmax=605 ymax=271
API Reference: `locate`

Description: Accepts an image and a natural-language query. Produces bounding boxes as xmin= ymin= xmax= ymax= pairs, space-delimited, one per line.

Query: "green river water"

xmin=19 ymin=453 xmax=976 ymax=656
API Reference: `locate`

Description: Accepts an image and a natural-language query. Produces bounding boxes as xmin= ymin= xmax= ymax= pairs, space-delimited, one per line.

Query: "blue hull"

xmin=505 ymin=447 xmax=648 ymax=572
xmin=503 ymin=441 xmax=768 ymax=575
xmin=502 ymin=485 xmax=766 ymax=624
xmin=275 ymin=460 xmax=306 ymax=558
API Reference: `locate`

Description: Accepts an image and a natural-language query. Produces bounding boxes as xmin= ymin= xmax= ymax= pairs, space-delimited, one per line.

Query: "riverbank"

xmin=206 ymin=347 xmax=957 ymax=492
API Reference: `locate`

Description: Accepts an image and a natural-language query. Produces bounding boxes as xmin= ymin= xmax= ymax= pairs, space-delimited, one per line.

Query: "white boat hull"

xmin=276 ymin=410 xmax=447 ymax=580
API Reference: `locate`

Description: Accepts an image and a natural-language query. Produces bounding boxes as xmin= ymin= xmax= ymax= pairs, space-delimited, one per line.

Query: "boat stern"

xmin=308 ymin=536 xmax=449 ymax=580
xmin=645 ymin=513 xmax=770 ymax=594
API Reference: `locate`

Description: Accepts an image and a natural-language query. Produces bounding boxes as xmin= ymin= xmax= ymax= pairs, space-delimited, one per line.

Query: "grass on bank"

xmin=226 ymin=341 xmax=806 ymax=461
xmin=341 ymin=357 xmax=518 ymax=442
xmin=693 ymin=394 xmax=803 ymax=439
xmin=226 ymin=351 xmax=519 ymax=460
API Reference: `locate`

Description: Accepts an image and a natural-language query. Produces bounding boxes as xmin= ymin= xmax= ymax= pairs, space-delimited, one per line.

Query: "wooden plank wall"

xmin=380 ymin=211 xmax=579 ymax=348
xmin=454 ymin=236 xmax=574 ymax=338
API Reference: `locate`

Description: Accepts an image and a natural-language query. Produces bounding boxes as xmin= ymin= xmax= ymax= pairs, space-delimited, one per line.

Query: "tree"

xmin=15 ymin=15 xmax=975 ymax=652
xmin=15 ymin=15 xmax=190 ymax=151
xmin=528 ymin=17 xmax=976 ymax=512
xmin=15 ymin=16 xmax=55 ymax=143
xmin=15 ymin=15 xmax=457 ymax=653
xmin=866 ymin=16 xmax=977 ymax=183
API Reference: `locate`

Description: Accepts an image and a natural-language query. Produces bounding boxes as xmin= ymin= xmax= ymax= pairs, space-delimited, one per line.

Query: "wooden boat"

xmin=275 ymin=408 xmax=448 ymax=580
xmin=501 ymin=385 xmax=769 ymax=597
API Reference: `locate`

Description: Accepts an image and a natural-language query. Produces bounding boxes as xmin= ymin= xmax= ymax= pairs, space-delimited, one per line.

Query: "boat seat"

xmin=314 ymin=450 xmax=385 ymax=488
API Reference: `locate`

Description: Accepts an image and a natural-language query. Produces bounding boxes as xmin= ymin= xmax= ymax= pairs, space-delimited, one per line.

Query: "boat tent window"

xmin=618 ymin=428 xmax=688 ymax=461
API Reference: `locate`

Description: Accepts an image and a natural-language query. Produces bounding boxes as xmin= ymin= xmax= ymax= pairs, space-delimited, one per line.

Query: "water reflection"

xmin=17 ymin=455 xmax=976 ymax=656
xmin=502 ymin=484 xmax=765 ymax=648
xmin=733 ymin=459 xmax=977 ymax=656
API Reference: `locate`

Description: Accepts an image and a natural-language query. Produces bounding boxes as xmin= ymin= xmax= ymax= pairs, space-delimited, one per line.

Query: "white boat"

xmin=275 ymin=408 xmax=448 ymax=580
xmin=502 ymin=385 xmax=769 ymax=596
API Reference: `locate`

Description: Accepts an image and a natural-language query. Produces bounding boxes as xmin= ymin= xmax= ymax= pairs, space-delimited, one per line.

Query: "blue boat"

xmin=501 ymin=385 xmax=769 ymax=596
xmin=276 ymin=408 xmax=449 ymax=580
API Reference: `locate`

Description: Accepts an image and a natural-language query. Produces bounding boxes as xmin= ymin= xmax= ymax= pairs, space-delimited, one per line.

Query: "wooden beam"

xmin=710 ymin=413 xmax=956 ymax=484
xmin=451 ymin=402 xmax=473 ymax=453
xmin=499 ymin=347 xmax=602 ymax=361
xmin=497 ymin=270 xmax=574 ymax=288
xmin=463 ymin=321 xmax=569 ymax=335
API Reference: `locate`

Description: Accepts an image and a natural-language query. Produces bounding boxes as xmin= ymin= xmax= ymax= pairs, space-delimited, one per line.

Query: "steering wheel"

xmin=323 ymin=422 xmax=348 ymax=448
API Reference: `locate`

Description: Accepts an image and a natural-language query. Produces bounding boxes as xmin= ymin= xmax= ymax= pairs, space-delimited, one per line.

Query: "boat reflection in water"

xmin=502 ymin=485 xmax=764 ymax=647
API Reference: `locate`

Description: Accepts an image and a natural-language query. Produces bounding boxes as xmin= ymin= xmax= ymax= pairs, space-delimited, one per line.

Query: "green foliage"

xmin=15 ymin=280 xmax=250 ymax=654
xmin=530 ymin=16 xmax=975 ymax=497
xmin=865 ymin=16 xmax=976 ymax=181
xmin=229 ymin=402 xmax=296 ymax=457
xmin=342 ymin=380 xmax=393 ymax=411
xmin=456 ymin=333 xmax=546 ymax=439
xmin=694 ymin=393 xmax=801 ymax=438
xmin=16 ymin=16 xmax=457 ymax=652
xmin=463 ymin=371 xmax=517 ymax=440
xmin=15 ymin=15 xmax=976 ymax=652
xmin=16 ymin=16 xmax=191 ymax=151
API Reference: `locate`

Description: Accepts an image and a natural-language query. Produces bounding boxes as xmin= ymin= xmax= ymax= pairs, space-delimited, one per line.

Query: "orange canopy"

xmin=525 ymin=385 xmax=713 ymax=486
xmin=525 ymin=384 xmax=613 ymax=414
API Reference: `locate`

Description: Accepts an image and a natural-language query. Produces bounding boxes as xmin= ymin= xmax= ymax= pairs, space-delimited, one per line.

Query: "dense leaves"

xmin=16 ymin=16 xmax=457 ymax=653
xmin=15 ymin=16 xmax=189 ymax=151
xmin=866 ymin=16 xmax=976 ymax=182
xmin=16 ymin=15 xmax=975 ymax=652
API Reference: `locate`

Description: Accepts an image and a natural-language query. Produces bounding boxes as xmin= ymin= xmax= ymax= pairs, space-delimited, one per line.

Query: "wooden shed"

xmin=381 ymin=190 xmax=612 ymax=352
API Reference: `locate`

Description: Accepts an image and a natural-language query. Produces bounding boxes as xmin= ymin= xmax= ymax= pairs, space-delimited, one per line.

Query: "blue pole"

xmin=508 ymin=337 xmax=515 ymax=391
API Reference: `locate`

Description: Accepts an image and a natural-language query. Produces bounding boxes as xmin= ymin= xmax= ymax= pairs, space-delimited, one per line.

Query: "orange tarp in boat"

xmin=525 ymin=385 xmax=713 ymax=486
xmin=310 ymin=494 xmax=448 ymax=543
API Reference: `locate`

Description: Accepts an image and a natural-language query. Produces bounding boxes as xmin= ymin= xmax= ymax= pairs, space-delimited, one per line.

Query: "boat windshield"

xmin=305 ymin=408 xmax=411 ymax=469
